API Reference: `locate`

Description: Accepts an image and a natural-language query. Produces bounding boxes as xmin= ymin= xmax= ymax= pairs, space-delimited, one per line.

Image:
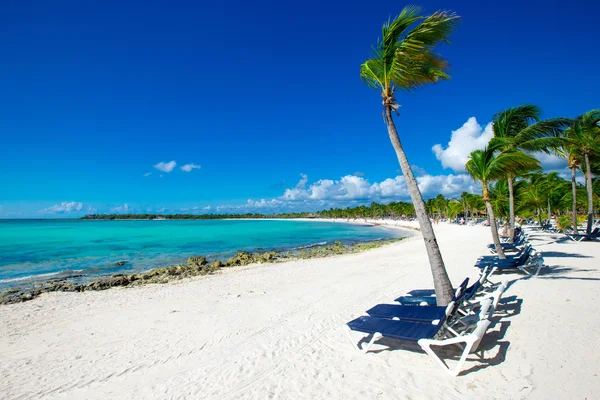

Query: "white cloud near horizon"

xmin=432 ymin=117 xmax=494 ymax=172
xmin=215 ymin=172 xmax=480 ymax=213
xmin=282 ymin=173 xmax=478 ymax=203
xmin=154 ymin=161 xmax=177 ymax=173
xmin=41 ymin=201 xmax=84 ymax=214
xmin=181 ymin=163 xmax=201 ymax=172
xmin=110 ymin=203 xmax=130 ymax=213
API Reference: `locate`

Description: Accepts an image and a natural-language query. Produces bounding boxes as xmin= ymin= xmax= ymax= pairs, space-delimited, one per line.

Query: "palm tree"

xmin=553 ymin=132 xmax=583 ymax=233
xmin=466 ymin=145 xmax=540 ymax=258
xmin=567 ymin=110 xmax=600 ymax=234
xmin=489 ymin=105 xmax=570 ymax=242
xmin=519 ymin=173 xmax=548 ymax=228
xmin=543 ymin=172 xmax=568 ymax=222
xmin=361 ymin=6 xmax=459 ymax=305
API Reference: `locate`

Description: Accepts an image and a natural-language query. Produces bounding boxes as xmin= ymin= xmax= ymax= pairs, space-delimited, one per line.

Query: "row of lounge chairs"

xmin=343 ymin=267 xmax=508 ymax=377
xmin=527 ymin=221 xmax=600 ymax=242
xmin=343 ymin=232 xmax=545 ymax=377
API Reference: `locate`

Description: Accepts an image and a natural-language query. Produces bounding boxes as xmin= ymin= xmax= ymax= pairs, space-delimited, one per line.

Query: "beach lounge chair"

xmin=474 ymin=246 xmax=535 ymax=272
xmin=393 ymin=277 xmax=470 ymax=306
xmin=396 ymin=268 xmax=499 ymax=306
xmin=343 ymin=299 xmax=493 ymax=377
xmin=392 ymin=279 xmax=506 ymax=323
xmin=476 ymin=250 xmax=544 ymax=277
xmin=487 ymin=232 xmax=528 ymax=254
xmin=566 ymin=227 xmax=600 ymax=242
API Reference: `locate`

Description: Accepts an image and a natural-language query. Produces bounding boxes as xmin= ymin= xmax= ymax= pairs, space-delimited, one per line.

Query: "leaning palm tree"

xmin=489 ymin=105 xmax=570 ymax=242
xmin=360 ymin=6 xmax=459 ymax=305
xmin=567 ymin=110 xmax=600 ymax=234
xmin=466 ymin=145 xmax=540 ymax=258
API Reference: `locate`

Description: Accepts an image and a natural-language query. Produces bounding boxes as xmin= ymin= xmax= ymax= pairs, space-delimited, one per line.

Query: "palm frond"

xmin=360 ymin=7 xmax=459 ymax=96
xmin=492 ymin=105 xmax=541 ymax=139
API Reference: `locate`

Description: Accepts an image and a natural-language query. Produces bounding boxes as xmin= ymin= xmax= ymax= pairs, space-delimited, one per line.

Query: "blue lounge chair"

xmin=487 ymin=232 xmax=528 ymax=253
xmin=475 ymin=249 xmax=544 ymax=277
xmin=567 ymin=227 xmax=600 ymax=242
xmin=396 ymin=275 xmax=484 ymax=306
xmin=475 ymin=245 xmax=532 ymax=266
xmin=343 ymin=299 xmax=493 ymax=377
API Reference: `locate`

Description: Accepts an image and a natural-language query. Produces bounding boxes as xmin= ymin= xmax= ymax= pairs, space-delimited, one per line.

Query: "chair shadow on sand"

xmin=356 ymin=296 xmax=523 ymax=376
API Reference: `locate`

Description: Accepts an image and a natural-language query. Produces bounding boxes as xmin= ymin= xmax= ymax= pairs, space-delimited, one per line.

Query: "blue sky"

xmin=1 ymin=0 xmax=599 ymax=217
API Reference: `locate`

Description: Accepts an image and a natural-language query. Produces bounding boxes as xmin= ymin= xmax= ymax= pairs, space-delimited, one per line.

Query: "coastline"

xmin=2 ymin=222 xmax=599 ymax=398
xmin=1 ymin=219 xmax=414 ymax=304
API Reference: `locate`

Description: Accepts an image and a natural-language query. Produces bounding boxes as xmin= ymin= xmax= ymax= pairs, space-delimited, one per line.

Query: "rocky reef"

xmin=1 ymin=238 xmax=402 ymax=305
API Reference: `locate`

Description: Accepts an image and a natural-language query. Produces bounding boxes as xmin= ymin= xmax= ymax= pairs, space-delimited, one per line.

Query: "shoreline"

xmin=1 ymin=220 xmax=416 ymax=304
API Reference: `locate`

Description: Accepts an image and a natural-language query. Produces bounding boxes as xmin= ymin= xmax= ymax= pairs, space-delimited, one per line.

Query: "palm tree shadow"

xmin=536 ymin=265 xmax=600 ymax=281
xmin=539 ymin=251 xmax=592 ymax=258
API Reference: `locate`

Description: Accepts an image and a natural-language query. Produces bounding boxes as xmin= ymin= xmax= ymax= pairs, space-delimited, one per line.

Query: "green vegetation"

xmin=466 ymin=143 xmax=540 ymax=258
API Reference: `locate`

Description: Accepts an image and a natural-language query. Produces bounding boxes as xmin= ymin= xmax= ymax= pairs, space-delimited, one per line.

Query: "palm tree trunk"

xmin=537 ymin=208 xmax=542 ymax=228
xmin=572 ymin=167 xmax=578 ymax=234
xmin=384 ymin=106 xmax=454 ymax=306
xmin=585 ymin=152 xmax=594 ymax=235
xmin=547 ymin=198 xmax=551 ymax=227
xmin=484 ymin=188 xmax=506 ymax=259
xmin=507 ymin=176 xmax=515 ymax=243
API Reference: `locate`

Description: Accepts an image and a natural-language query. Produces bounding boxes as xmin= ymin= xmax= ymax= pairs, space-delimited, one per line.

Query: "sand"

xmin=1 ymin=222 xmax=599 ymax=399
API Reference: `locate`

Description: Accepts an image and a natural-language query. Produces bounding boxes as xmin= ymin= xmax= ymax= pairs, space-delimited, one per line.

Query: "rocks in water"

xmin=84 ymin=275 xmax=130 ymax=291
xmin=187 ymin=256 xmax=207 ymax=267
xmin=0 ymin=239 xmax=402 ymax=306
xmin=225 ymin=251 xmax=279 ymax=267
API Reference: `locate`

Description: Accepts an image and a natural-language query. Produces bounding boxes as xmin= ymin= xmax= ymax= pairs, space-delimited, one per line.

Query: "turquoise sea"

xmin=0 ymin=219 xmax=402 ymax=289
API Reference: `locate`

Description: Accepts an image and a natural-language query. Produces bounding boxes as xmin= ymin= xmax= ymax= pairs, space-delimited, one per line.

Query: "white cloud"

xmin=181 ymin=163 xmax=201 ymax=172
xmin=411 ymin=165 xmax=427 ymax=176
xmin=532 ymin=152 xmax=567 ymax=170
xmin=154 ymin=161 xmax=177 ymax=173
xmin=110 ymin=203 xmax=130 ymax=213
xmin=202 ymin=206 xmax=211 ymax=211
xmin=216 ymin=172 xmax=480 ymax=213
xmin=41 ymin=201 xmax=84 ymax=214
xmin=143 ymin=172 xmax=152 ymax=177
xmin=281 ymin=173 xmax=476 ymax=203
xmin=417 ymin=174 xmax=480 ymax=196
xmin=295 ymin=173 xmax=308 ymax=189
xmin=432 ymin=117 xmax=494 ymax=172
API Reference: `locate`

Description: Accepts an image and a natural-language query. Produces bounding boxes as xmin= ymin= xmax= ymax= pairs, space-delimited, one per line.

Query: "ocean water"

xmin=0 ymin=219 xmax=401 ymax=289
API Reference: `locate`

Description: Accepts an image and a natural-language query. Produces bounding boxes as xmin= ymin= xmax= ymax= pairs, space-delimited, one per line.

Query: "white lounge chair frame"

xmin=343 ymin=299 xmax=494 ymax=377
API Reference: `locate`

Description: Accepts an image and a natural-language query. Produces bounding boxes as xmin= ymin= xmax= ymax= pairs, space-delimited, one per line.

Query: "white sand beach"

xmin=1 ymin=222 xmax=599 ymax=399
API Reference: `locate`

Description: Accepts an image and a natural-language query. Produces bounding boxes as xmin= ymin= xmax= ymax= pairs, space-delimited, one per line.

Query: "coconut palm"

xmin=543 ymin=172 xmax=569 ymax=222
xmin=361 ymin=6 xmax=459 ymax=305
xmin=489 ymin=105 xmax=571 ymax=242
xmin=567 ymin=110 xmax=600 ymax=234
xmin=519 ymin=173 xmax=548 ymax=227
xmin=553 ymin=133 xmax=583 ymax=233
xmin=466 ymin=146 xmax=540 ymax=258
